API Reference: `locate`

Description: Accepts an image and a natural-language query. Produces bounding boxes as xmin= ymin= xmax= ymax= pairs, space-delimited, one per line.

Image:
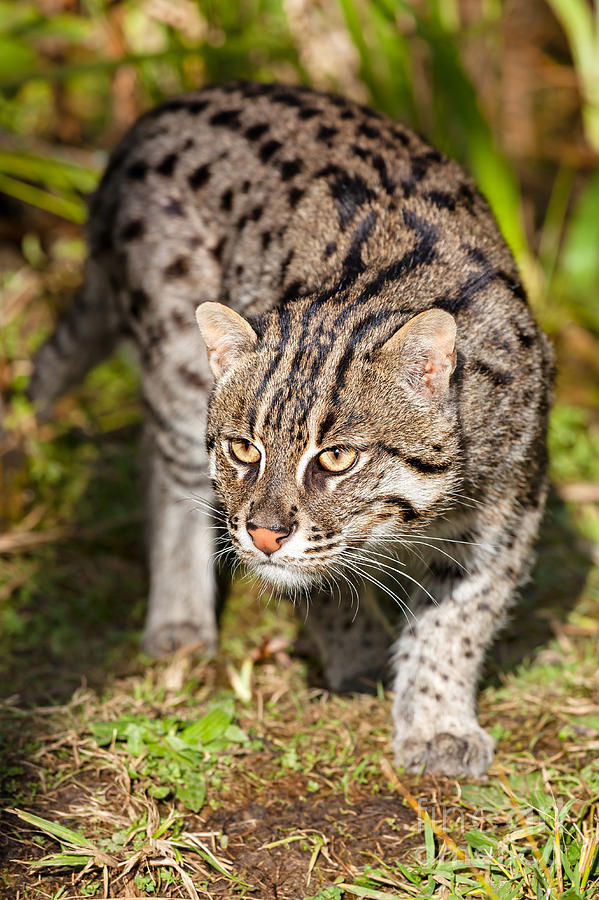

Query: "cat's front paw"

xmin=394 ymin=726 xmax=494 ymax=777
xmin=142 ymin=621 xmax=217 ymax=658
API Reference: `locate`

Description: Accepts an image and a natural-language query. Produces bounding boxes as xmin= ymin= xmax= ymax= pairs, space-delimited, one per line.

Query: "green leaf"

xmin=560 ymin=169 xmax=599 ymax=294
xmin=176 ymin=773 xmax=206 ymax=813
xmin=124 ymin=723 xmax=148 ymax=756
xmin=424 ymin=820 xmax=435 ymax=866
xmin=335 ymin=884 xmax=406 ymax=899
xmin=7 ymin=808 xmax=94 ymax=848
xmin=0 ymin=173 xmax=87 ymax=223
xmin=180 ymin=707 xmax=233 ymax=746
xmin=0 ymin=150 xmax=99 ymax=193
xmin=0 ymin=37 xmax=36 ymax=80
xmin=28 ymin=853 xmax=93 ymax=869
xmin=147 ymin=784 xmax=170 ymax=799
xmin=465 ymin=829 xmax=499 ymax=850
xmin=90 ymin=721 xmax=118 ymax=746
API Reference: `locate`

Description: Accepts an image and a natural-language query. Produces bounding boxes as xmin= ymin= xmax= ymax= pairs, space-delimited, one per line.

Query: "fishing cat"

xmin=29 ymin=81 xmax=553 ymax=776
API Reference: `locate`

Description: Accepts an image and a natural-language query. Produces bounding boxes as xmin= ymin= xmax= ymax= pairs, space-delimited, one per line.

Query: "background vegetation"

xmin=1 ymin=1 xmax=599 ymax=898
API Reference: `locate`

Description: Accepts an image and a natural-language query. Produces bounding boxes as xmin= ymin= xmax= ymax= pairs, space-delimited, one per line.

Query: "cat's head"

xmin=196 ymin=298 xmax=460 ymax=591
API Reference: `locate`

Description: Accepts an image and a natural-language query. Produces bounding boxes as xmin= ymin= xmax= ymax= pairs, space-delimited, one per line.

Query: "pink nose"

xmin=246 ymin=524 xmax=291 ymax=555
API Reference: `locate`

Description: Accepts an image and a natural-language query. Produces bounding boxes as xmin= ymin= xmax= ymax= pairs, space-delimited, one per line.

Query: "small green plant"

xmin=91 ymin=698 xmax=257 ymax=813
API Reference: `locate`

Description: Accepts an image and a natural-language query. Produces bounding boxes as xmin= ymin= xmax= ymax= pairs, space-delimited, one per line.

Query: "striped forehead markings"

xmin=248 ymin=209 xmax=443 ymax=434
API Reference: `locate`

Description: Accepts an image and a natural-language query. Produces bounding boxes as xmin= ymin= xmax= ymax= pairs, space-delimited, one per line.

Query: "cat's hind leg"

xmin=302 ymin=584 xmax=395 ymax=692
xmin=28 ymin=258 xmax=123 ymax=405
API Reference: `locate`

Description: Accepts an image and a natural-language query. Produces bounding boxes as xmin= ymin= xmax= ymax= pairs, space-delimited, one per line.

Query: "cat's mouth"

xmin=251 ymin=558 xmax=315 ymax=591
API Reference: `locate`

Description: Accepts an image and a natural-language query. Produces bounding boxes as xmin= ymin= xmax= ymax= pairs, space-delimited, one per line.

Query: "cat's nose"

xmin=246 ymin=521 xmax=292 ymax=555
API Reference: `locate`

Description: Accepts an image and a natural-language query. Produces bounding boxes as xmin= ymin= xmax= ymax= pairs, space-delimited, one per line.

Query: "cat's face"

xmin=197 ymin=299 xmax=460 ymax=591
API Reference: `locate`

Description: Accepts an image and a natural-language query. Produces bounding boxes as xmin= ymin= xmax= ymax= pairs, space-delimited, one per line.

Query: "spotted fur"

xmin=29 ymin=81 xmax=553 ymax=776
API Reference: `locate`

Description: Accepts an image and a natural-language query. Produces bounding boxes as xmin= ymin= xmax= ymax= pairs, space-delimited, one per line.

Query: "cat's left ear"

xmin=378 ymin=309 xmax=457 ymax=397
xmin=196 ymin=302 xmax=258 ymax=379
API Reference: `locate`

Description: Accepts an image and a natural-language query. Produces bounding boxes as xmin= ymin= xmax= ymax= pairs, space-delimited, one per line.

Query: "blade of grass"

xmin=336 ymin=885 xmax=414 ymax=899
xmin=379 ymin=758 xmax=502 ymax=900
xmin=546 ymin=0 xmax=599 ymax=152
xmin=495 ymin=768 xmax=559 ymax=897
xmin=0 ymin=173 xmax=87 ymax=222
xmin=28 ymin=853 xmax=94 ymax=869
xmin=0 ymin=150 xmax=99 ymax=193
xmin=7 ymin=808 xmax=95 ymax=848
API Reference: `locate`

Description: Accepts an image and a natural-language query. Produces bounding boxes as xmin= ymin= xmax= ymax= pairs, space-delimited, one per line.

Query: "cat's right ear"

xmin=377 ymin=309 xmax=457 ymax=397
xmin=195 ymin=302 xmax=258 ymax=379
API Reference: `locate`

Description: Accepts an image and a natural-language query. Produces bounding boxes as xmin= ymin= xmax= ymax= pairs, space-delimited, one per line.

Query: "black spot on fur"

xmin=177 ymin=364 xmax=207 ymax=389
xmin=147 ymin=98 xmax=187 ymax=116
xmin=411 ymin=150 xmax=442 ymax=182
xmin=514 ymin=320 xmax=535 ymax=347
xmin=164 ymin=198 xmax=183 ymax=216
xmin=120 ymin=219 xmax=144 ymax=241
xmin=457 ymin=183 xmax=476 ymax=212
xmin=129 ymin=288 xmax=147 ymax=319
xmin=210 ymin=108 xmax=242 ymax=128
xmin=357 ymin=122 xmax=380 ymax=140
xmin=164 ymin=257 xmax=189 ymax=279
xmin=188 ymin=164 xmax=211 ymax=190
xmin=212 ymin=236 xmax=226 ymax=262
xmin=352 ymin=145 xmax=370 ymax=161
xmin=250 ymin=205 xmax=263 ymax=222
xmin=272 ymin=91 xmax=304 ymax=107
xmin=317 ymin=124 xmax=338 ymax=142
xmin=187 ymin=99 xmax=209 ymax=114
xmin=371 ymin=153 xmax=395 ymax=194
xmin=127 ymin=160 xmax=148 ymax=180
xmin=298 ymin=107 xmax=320 ymax=120
xmin=473 ymin=359 xmax=513 ymax=386
xmin=340 ymin=109 xmax=355 ymax=120
xmin=156 ymin=152 xmax=178 ymax=176
xmin=259 ymin=139 xmax=283 ymax=163
xmin=392 ymin=127 xmax=409 ymax=146
xmin=280 ymin=249 xmax=294 ymax=280
xmin=281 ymin=159 xmax=303 ymax=181
xmin=324 ymin=241 xmax=337 ymax=258
xmin=261 ymin=231 xmax=272 ymax=251
xmin=245 ymin=122 xmax=269 ymax=142
xmin=317 ymin=165 xmax=375 ymax=229
xmin=288 ymin=186 xmax=304 ymax=208
xmin=220 ymin=189 xmax=233 ymax=212
xmin=426 ymin=190 xmax=456 ymax=211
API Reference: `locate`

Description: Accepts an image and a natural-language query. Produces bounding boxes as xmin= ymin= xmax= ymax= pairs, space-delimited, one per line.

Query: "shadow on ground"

xmin=1 ymin=422 xmax=146 ymax=705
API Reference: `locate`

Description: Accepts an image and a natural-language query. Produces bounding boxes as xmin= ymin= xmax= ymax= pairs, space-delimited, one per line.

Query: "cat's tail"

xmin=28 ymin=258 xmax=124 ymax=405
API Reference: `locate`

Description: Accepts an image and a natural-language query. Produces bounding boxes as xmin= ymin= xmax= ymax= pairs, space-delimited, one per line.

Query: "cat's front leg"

xmin=391 ymin=581 xmax=497 ymax=777
xmin=391 ymin=502 xmax=544 ymax=777
xmin=141 ymin=424 xmax=219 ymax=658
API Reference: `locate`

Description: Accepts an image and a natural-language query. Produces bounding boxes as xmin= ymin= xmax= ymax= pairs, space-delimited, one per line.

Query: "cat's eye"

xmin=229 ymin=438 xmax=261 ymax=464
xmin=318 ymin=447 xmax=358 ymax=473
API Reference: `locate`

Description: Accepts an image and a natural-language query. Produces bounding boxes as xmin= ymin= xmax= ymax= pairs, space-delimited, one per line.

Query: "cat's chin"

xmin=249 ymin=560 xmax=314 ymax=592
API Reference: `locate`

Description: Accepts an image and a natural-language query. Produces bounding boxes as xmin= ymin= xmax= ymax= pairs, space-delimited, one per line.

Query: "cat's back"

xmin=88 ymin=80 xmax=509 ymax=319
